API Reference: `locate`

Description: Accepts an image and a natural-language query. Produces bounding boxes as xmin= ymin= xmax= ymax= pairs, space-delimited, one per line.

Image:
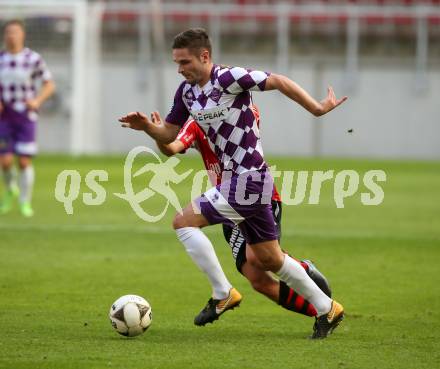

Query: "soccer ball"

xmin=109 ymin=295 xmax=152 ymax=337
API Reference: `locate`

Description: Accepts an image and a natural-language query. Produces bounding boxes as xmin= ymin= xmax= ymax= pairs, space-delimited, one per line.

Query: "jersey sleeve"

xmin=31 ymin=54 xmax=52 ymax=82
xmin=217 ymin=66 xmax=270 ymax=94
xmin=176 ymin=120 xmax=197 ymax=150
xmin=165 ymin=81 xmax=190 ymax=126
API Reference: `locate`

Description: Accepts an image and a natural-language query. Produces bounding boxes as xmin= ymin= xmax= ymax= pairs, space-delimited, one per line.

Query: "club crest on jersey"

xmin=209 ymin=88 xmax=221 ymax=103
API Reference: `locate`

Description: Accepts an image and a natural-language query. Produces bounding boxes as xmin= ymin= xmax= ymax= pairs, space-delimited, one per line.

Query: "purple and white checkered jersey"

xmin=0 ymin=48 xmax=52 ymax=114
xmin=166 ymin=65 xmax=270 ymax=174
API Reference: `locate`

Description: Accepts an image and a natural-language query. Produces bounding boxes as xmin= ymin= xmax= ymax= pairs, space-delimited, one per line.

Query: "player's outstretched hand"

xmin=150 ymin=111 xmax=163 ymax=126
xmin=319 ymin=86 xmax=348 ymax=115
xmin=119 ymin=111 xmax=151 ymax=131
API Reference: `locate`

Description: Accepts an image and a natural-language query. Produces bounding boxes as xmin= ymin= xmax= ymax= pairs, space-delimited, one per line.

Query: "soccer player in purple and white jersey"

xmin=120 ymin=29 xmax=347 ymax=339
xmin=0 ymin=20 xmax=55 ymax=217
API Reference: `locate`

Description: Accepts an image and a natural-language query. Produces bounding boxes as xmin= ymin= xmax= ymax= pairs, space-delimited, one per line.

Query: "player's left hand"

xmin=26 ymin=99 xmax=41 ymax=111
xmin=319 ymin=86 xmax=348 ymax=115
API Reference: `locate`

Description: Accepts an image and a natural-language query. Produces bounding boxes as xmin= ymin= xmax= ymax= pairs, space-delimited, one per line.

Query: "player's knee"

xmin=0 ymin=155 xmax=13 ymax=170
xmin=246 ymin=250 xmax=262 ymax=269
xmin=172 ymin=212 xmax=185 ymax=230
xmin=256 ymin=252 xmax=284 ymax=272
xmin=1 ymin=162 xmax=12 ymax=171
xmin=18 ymin=162 xmax=29 ymax=170
xmin=18 ymin=157 xmax=31 ymax=170
xmin=172 ymin=211 xmax=197 ymax=229
xmin=173 ymin=205 xmax=210 ymax=230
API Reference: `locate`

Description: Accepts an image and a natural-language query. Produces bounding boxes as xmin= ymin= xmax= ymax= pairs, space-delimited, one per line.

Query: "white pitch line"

xmin=0 ymin=223 xmax=437 ymax=242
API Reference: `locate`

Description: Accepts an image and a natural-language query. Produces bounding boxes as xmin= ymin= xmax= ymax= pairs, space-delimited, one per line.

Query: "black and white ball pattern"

xmin=109 ymin=295 xmax=152 ymax=337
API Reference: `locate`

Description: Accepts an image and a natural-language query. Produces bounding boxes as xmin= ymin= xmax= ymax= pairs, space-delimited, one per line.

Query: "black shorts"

xmin=222 ymin=200 xmax=282 ymax=273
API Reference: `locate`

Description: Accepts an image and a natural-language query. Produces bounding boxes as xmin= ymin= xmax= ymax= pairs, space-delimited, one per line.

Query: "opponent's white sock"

xmin=276 ymin=255 xmax=332 ymax=316
xmin=19 ymin=166 xmax=34 ymax=203
xmin=176 ymin=227 xmax=232 ymax=300
xmin=2 ymin=167 xmax=16 ymax=191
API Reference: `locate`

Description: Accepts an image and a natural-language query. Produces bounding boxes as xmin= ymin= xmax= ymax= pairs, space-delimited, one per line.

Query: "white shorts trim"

xmin=15 ymin=141 xmax=38 ymax=156
xmin=204 ymin=186 xmax=244 ymax=225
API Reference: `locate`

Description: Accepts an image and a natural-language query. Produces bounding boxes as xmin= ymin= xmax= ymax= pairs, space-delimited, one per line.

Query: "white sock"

xmin=2 ymin=167 xmax=16 ymax=190
xmin=19 ymin=166 xmax=34 ymax=204
xmin=176 ymin=227 xmax=232 ymax=299
xmin=276 ymin=255 xmax=332 ymax=316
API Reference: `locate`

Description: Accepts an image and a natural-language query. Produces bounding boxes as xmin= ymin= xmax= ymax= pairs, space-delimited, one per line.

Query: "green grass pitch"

xmin=0 ymin=154 xmax=439 ymax=369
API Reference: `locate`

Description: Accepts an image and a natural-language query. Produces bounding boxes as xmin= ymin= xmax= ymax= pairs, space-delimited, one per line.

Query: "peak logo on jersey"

xmin=191 ymin=106 xmax=229 ymax=125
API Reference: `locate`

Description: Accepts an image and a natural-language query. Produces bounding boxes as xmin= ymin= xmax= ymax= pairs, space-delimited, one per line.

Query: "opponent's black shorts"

xmin=222 ymin=200 xmax=282 ymax=273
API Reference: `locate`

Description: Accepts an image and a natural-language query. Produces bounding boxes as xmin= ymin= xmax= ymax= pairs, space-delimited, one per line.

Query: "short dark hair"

xmin=172 ymin=28 xmax=212 ymax=56
xmin=3 ymin=19 xmax=25 ymax=33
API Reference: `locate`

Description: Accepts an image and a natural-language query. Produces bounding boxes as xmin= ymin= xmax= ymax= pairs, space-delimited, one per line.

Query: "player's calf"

xmin=278 ymin=281 xmax=317 ymax=317
xmin=301 ymin=260 xmax=332 ymax=298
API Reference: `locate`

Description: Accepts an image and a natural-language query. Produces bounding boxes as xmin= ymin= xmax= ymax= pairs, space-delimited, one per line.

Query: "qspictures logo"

xmin=54 ymin=146 xmax=387 ymax=223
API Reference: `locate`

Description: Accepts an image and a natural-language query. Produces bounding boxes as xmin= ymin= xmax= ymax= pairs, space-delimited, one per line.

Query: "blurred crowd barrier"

xmin=0 ymin=0 xmax=439 ymax=159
